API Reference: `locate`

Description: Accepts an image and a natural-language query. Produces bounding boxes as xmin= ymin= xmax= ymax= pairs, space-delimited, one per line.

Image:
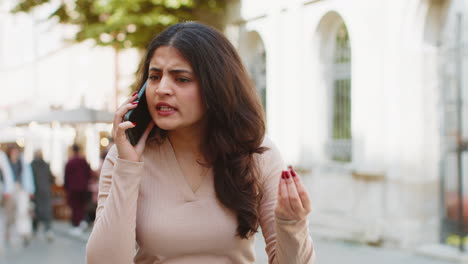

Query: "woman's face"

xmin=146 ymin=46 xmax=206 ymax=133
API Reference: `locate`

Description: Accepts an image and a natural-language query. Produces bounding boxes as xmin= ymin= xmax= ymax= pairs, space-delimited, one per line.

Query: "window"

xmin=327 ymin=23 xmax=352 ymax=162
xmin=249 ymin=49 xmax=267 ymax=110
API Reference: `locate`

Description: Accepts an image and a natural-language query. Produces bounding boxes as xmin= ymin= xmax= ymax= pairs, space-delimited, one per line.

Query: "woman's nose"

xmin=155 ymin=76 xmax=173 ymax=96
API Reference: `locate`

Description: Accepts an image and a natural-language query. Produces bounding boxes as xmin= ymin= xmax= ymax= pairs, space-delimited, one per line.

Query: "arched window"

xmin=240 ymin=31 xmax=267 ymax=113
xmin=330 ymin=23 xmax=352 ymax=162
xmin=249 ymin=49 xmax=267 ymax=110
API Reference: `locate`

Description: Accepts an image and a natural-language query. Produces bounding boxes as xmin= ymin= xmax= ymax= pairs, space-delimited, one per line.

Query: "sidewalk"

xmin=0 ymin=201 xmax=465 ymax=264
xmin=311 ymin=236 xmax=465 ymax=264
xmin=53 ymin=220 xmax=90 ymax=243
xmin=53 ymin=220 xmax=463 ymax=264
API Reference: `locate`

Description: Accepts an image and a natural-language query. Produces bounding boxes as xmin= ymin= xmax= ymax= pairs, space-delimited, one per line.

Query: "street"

xmin=0 ymin=231 xmax=86 ymax=264
xmin=0 ymin=220 xmax=460 ymax=264
xmin=311 ymin=239 xmax=456 ymax=264
xmin=255 ymin=233 xmax=458 ymax=264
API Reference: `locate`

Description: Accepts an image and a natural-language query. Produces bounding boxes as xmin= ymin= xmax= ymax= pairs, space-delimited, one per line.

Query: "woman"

xmin=4 ymin=144 xmax=35 ymax=247
xmin=30 ymin=150 xmax=54 ymax=242
xmin=86 ymin=22 xmax=315 ymax=264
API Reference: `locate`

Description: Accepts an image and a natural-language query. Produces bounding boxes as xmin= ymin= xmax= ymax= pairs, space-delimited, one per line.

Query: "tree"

xmin=11 ymin=0 xmax=226 ymax=108
xmin=12 ymin=0 xmax=226 ymax=50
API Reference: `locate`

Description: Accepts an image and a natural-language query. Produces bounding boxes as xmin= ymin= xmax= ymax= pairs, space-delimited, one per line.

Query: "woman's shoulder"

xmin=257 ymin=136 xmax=284 ymax=168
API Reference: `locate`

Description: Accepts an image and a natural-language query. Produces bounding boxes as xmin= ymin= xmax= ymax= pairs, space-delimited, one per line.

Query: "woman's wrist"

xmin=114 ymin=157 xmax=145 ymax=178
xmin=117 ymin=156 xmax=142 ymax=163
xmin=275 ymin=215 xmax=307 ymax=225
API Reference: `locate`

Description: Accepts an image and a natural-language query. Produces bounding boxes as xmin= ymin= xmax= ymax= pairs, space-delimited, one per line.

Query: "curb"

xmin=416 ymin=244 xmax=468 ymax=263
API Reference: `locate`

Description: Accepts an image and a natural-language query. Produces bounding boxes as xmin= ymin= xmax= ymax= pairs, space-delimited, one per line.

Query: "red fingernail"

xmin=288 ymin=165 xmax=297 ymax=177
xmin=131 ymin=101 xmax=139 ymax=105
xmin=285 ymin=171 xmax=290 ymax=179
xmin=132 ymin=122 xmax=137 ymax=126
xmin=132 ymin=91 xmax=138 ymax=96
xmin=281 ymin=171 xmax=286 ymax=179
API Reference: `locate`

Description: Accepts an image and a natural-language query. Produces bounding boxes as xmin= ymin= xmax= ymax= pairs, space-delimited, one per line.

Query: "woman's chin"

xmin=154 ymin=121 xmax=175 ymax=131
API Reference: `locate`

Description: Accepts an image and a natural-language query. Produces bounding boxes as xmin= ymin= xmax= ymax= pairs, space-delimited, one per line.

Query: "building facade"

xmin=226 ymin=0 xmax=468 ymax=248
xmin=0 ymin=1 xmax=140 ymax=180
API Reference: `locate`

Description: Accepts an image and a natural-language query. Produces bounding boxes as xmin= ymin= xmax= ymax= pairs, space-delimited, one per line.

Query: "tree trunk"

xmin=114 ymin=47 xmax=120 ymax=111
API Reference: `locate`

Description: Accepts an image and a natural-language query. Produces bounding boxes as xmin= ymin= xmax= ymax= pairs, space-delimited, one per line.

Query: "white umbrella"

xmin=11 ymin=107 xmax=114 ymax=126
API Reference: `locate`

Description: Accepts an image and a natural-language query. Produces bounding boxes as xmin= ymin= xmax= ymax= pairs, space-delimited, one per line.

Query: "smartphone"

xmin=124 ymin=80 xmax=152 ymax=145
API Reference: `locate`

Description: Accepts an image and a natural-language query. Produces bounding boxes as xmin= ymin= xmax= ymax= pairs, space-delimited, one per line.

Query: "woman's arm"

xmin=86 ymin=91 xmax=154 ymax=264
xmin=85 ymin=146 xmax=144 ymax=264
xmin=258 ymin=138 xmax=315 ymax=264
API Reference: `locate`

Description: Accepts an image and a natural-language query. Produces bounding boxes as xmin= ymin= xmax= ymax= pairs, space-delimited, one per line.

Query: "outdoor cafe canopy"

xmin=10 ymin=106 xmax=114 ymax=126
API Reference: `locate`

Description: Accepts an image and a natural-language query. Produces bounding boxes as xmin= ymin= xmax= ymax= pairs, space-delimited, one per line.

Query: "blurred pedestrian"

xmin=0 ymin=148 xmax=14 ymax=252
xmin=4 ymin=144 xmax=35 ymax=247
xmin=0 ymin=148 xmax=14 ymax=205
xmin=85 ymin=147 xmax=110 ymax=226
xmin=30 ymin=150 xmax=54 ymax=242
xmin=64 ymin=144 xmax=91 ymax=236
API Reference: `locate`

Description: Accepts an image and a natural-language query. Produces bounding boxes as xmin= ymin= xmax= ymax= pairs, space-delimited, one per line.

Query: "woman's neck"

xmin=168 ymin=127 xmax=204 ymax=158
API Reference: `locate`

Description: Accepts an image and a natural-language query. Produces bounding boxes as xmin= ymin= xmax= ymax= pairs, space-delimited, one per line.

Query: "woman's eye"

xmin=177 ymin=77 xmax=190 ymax=83
xmin=149 ymin=75 xmax=160 ymax=81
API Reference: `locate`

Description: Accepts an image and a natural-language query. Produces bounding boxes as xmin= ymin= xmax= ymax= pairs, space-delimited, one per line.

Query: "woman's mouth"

xmin=156 ymin=103 xmax=177 ymax=116
xmin=158 ymin=105 xmax=176 ymax=111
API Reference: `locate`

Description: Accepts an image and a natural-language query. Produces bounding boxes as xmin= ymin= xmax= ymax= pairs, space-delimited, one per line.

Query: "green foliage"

xmin=12 ymin=0 xmax=226 ymax=50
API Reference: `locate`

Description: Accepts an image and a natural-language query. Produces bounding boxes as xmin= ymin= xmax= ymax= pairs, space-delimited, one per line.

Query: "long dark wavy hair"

xmin=136 ymin=22 xmax=267 ymax=239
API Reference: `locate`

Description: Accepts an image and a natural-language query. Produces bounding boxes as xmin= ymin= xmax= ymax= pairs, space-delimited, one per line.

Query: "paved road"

xmin=255 ymin=232 xmax=456 ymax=264
xmin=0 ymin=235 xmax=460 ymax=264
xmin=0 ymin=234 xmax=86 ymax=264
xmin=0 ymin=220 xmax=460 ymax=264
xmin=312 ymin=239 xmax=456 ymax=264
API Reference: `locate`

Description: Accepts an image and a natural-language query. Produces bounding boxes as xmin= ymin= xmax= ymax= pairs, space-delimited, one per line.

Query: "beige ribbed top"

xmin=86 ymin=137 xmax=315 ymax=264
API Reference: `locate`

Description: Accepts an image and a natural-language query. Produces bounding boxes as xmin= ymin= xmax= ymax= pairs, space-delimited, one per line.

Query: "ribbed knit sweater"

xmin=86 ymin=137 xmax=315 ymax=264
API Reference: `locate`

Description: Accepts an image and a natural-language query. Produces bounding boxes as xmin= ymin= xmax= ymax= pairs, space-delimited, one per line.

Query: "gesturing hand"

xmin=274 ymin=166 xmax=312 ymax=221
xmin=112 ymin=92 xmax=154 ymax=162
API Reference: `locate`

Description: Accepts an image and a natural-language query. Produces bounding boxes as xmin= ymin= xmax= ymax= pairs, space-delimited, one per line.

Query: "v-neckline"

xmin=164 ymin=139 xmax=210 ymax=201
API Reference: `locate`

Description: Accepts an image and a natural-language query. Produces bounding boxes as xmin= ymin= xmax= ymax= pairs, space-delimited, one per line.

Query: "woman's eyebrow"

xmin=169 ymin=69 xmax=193 ymax=74
xmin=149 ymin=67 xmax=161 ymax=72
xmin=149 ymin=67 xmax=192 ymax=74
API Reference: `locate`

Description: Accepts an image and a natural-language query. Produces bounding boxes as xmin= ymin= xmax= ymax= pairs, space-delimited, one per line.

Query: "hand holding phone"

xmin=112 ymin=81 xmax=154 ymax=162
xmin=124 ymin=81 xmax=153 ymax=146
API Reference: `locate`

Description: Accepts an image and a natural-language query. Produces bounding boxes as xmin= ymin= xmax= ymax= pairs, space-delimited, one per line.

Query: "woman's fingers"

xmin=114 ymin=92 xmax=139 ymax=124
xmin=135 ymin=122 xmax=155 ymax=154
xmin=275 ymin=167 xmax=313 ymax=221
xmin=111 ymin=92 xmax=147 ymax=162
xmin=290 ymin=166 xmax=312 ymax=213
xmin=115 ymin=102 xmax=139 ymax=122
xmin=119 ymin=91 xmax=139 ymax=108
xmin=118 ymin=121 xmax=136 ymax=130
xmin=278 ymin=171 xmax=283 ymax=197
xmin=285 ymin=170 xmax=303 ymax=212
xmin=114 ymin=93 xmax=139 ymax=126
xmin=277 ymin=170 xmax=303 ymax=217
xmin=115 ymin=121 xmax=136 ymax=138
xmin=279 ymin=171 xmax=289 ymax=208
xmin=113 ymin=103 xmax=138 ymax=136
